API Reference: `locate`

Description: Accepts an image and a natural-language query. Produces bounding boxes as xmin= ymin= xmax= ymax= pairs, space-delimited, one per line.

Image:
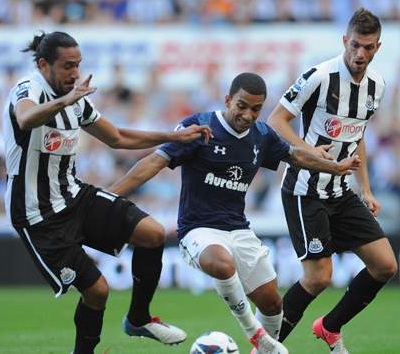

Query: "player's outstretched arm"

xmin=288 ymin=146 xmax=361 ymax=176
xmin=85 ymin=119 xmax=212 ymax=150
xmin=109 ymin=152 xmax=169 ymax=196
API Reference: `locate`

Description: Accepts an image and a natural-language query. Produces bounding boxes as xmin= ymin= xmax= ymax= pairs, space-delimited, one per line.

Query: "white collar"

xmin=216 ymin=110 xmax=250 ymax=139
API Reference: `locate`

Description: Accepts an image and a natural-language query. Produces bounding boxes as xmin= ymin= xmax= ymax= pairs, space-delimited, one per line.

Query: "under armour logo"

xmin=214 ymin=145 xmax=226 ymax=155
xmin=253 ymin=145 xmax=259 ymax=165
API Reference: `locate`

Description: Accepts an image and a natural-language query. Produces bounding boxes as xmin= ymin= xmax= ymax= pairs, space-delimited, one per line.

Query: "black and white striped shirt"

xmin=280 ymin=54 xmax=385 ymax=199
xmin=3 ymin=71 xmax=100 ymax=227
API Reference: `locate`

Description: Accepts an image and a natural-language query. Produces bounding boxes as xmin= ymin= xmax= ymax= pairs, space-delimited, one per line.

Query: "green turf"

xmin=0 ymin=286 xmax=398 ymax=353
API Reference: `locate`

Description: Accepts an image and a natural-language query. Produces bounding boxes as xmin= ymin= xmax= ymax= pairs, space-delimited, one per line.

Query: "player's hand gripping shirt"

xmin=280 ymin=54 xmax=385 ymax=199
xmin=157 ymin=111 xmax=290 ymax=239
xmin=3 ymin=71 xmax=100 ymax=227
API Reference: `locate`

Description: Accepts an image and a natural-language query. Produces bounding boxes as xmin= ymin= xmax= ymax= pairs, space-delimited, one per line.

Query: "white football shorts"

xmin=179 ymin=227 xmax=276 ymax=294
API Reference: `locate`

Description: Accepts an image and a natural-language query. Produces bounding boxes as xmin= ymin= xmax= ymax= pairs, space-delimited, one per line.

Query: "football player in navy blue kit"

xmin=110 ymin=72 xmax=361 ymax=354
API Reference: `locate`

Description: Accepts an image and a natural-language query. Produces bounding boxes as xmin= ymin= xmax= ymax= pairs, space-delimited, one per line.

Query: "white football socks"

xmin=213 ymin=272 xmax=261 ymax=338
xmin=255 ymin=308 xmax=283 ymax=339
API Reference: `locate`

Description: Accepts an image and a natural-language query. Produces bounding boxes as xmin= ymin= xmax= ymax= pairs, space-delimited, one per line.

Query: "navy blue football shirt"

xmin=156 ymin=111 xmax=290 ymax=239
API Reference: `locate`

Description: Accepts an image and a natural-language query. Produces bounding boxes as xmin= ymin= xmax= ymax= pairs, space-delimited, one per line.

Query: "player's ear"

xmin=224 ymin=94 xmax=231 ymax=108
xmin=38 ymin=57 xmax=50 ymax=73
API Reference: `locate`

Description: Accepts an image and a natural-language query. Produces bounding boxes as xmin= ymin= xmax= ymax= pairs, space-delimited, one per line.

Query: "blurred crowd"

xmin=0 ymin=0 xmax=399 ymax=26
xmin=1 ymin=1 xmax=400 ymax=236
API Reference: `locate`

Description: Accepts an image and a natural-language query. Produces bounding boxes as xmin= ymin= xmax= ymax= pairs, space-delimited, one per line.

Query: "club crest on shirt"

xmin=253 ymin=145 xmax=259 ymax=165
xmin=308 ymin=238 xmax=323 ymax=253
xmin=73 ymin=103 xmax=83 ymax=118
xmin=60 ymin=267 xmax=76 ymax=285
xmin=365 ymin=95 xmax=375 ymax=111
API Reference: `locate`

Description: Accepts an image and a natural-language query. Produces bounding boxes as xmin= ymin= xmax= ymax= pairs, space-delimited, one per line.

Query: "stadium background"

xmin=0 ymin=1 xmax=400 ymax=289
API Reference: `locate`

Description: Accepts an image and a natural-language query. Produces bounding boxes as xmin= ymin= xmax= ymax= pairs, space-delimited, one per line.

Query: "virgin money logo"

xmin=44 ymin=131 xmax=62 ymax=151
xmin=325 ymin=118 xmax=342 ymax=138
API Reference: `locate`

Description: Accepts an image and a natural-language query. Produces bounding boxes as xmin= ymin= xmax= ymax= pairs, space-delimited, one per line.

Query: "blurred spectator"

xmin=101 ymin=62 xmax=133 ymax=125
xmin=76 ymin=137 xmax=119 ymax=188
xmin=174 ymin=0 xmax=203 ymax=24
xmin=0 ymin=66 xmax=18 ymax=108
xmin=125 ymin=0 xmax=176 ymax=24
xmin=189 ymin=61 xmax=226 ymax=112
xmin=249 ymin=0 xmax=281 ymax=23
xmin=0 ymin=0 xmax=34 ymax=26
xmin=32 ymin=0 xmax=66 ymax=24
xmin=200 ymin=0 xmax=236 ymax=24
xmin=97 ymin=0 xmax=128 ymax=22
xmin=64 ymin=0 xmax=88 ymax=23
xmin=357 ymin=0 xmax=400 ymax=21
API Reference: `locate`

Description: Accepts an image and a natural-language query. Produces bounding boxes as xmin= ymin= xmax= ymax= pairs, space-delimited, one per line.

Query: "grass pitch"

xmin=0 ymin=286 xmax=399 ymax=354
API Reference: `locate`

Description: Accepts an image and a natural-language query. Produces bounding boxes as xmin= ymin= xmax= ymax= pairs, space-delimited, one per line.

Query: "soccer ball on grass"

xmin=189 ymin=331 xmax=240 ymax=353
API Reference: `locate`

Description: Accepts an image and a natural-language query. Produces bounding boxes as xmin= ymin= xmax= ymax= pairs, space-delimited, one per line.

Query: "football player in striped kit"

xmin=268 ymin=7 xmax=398 ymax=354
xmin=2 ymin=31 xmax=211 ymax=354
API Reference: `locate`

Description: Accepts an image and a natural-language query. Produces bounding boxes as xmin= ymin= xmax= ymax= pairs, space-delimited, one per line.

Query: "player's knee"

xmin=203 ymin=256 xmax=236 ymax=279
xmin=129 ymin=217 xmax=166 ymax=248
xmin=374 ymin=260 xmax=398 ymax=282
xmin=82 ymin=276 xmax=109 ymax=309
xmin=261 ymin=294 xmax=283 ymax=315
xmin=214 ymin=262 xmax=236 ymax=279
xmin=303 ymin=275 xmax=331 ymax=294
xmin=199 ymin=245 xmax=236 ymax=278
xmin=145 ymin=223 xmax=166 ymax=247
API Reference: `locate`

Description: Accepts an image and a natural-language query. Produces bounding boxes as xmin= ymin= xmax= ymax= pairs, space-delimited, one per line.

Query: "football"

xmin=189 ymin=331 xmax=240 ymax=354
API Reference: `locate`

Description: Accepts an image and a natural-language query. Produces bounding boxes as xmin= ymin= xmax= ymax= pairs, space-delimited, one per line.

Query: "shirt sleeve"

xmin=158 ymin=114 xmax=205 ymax=169
xmin=79 ymin=96 xmax=101 ymax=126
xmin=14 ymin=79 xmax=42 ymax=105
xmin=280 ymin=67 xmax=320 ymax=116
xmin=260 ymin=125 xmax=291 ymax=170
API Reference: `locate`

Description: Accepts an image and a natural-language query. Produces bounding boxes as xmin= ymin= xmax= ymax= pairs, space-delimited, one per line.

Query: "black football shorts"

xmin=281 ymin=190 xmax=385 ymax=260
xmin=16 ymin=184 xmax=148 ymax=296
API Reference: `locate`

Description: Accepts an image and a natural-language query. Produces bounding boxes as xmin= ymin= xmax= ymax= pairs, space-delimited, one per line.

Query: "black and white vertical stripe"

xmin=3 ymin=71 xmax=101 ymax=227
xmin=280 ymin=54 xmax=385 ymax=199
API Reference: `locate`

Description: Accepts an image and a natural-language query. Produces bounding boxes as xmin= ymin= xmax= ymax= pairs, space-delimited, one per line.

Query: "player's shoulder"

xmin=306 ymin=55 xmax=340 ymax=80
xmin=316 ymin=55 xmax=340 ymax=70
xmin=180 ymin=111 xmax=215 ymax=127
xmin=253 ymin=121 xmax=275 ymax=136
xmin=290 ymin=57 xmax=335 ymax=92
xmin=13 ymin=73 xmax=37 ymax=90
xmin=11 ymin=73 xmax=40 ymax=100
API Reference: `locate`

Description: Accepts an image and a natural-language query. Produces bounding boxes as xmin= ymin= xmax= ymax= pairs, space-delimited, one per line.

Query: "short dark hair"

xmin=21 ymin=31 xmax=78 ymax=66
xmin=229 ymin=72 xmax=267 ymax=98
xmin=347 ymin=7 xmax=381 ymax=39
